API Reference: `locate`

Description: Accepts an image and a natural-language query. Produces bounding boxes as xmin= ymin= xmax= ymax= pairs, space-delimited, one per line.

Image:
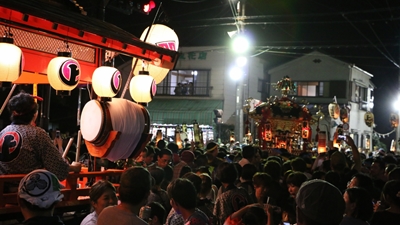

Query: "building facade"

xmin=268 ymin=51 xmax=375 ymax=150
xmin=119 ymin=46 xmax=267 ymax=143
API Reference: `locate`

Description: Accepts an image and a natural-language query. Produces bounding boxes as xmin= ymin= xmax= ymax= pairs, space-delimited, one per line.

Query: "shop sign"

xmin=179 ymin=52 xmax=207 ymax=60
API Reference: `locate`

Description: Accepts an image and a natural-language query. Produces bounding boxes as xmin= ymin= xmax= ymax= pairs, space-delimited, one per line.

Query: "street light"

xmin=231 ymin=34 xmax=250 ymax=54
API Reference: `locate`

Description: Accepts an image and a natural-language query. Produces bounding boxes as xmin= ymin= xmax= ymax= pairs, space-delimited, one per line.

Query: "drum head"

xmin=81 ymin=100 xmax=104 ymax=142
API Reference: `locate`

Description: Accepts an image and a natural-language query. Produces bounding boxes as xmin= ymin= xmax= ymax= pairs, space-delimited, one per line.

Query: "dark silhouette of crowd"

xmin=73 ymin=135 xmax=400 ymax=225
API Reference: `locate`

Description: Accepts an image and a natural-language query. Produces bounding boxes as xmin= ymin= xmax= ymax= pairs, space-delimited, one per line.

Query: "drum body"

xmin=81 ymin=98 xmax=150 ymax=161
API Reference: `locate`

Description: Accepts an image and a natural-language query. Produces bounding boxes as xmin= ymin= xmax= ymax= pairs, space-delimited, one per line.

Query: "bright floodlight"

xmin=229 ymin=66 xmax=243 ymax=80
xmin=393 ymin=95 xmax=400 ymax=110
xmin=235 ymin=56 xmax=247 ymax=67
xmin=232 ymin=35 xmax=250 ymax=54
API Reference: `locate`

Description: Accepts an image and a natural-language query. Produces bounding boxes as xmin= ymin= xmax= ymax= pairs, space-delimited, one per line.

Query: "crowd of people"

xmin=81 ymin=135 xmax=400 ymax=225
xmin=3 ymin=92 xmax=400 ymax=225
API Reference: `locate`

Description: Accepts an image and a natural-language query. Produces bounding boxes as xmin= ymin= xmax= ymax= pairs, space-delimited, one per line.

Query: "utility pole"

xmin=234 ymin=0 xmax=246 ymax=142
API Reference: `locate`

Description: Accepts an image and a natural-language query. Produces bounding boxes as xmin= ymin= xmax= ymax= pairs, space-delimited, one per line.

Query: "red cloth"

xmin=224 ymin=216 xmax=243 ymax=225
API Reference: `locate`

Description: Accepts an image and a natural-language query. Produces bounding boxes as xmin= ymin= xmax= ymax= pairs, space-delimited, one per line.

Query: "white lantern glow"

xmin=47 ymin=53 xmax=81 ymax=92
xmin=132 ymin=24 xmax=179 ymax=84
xmin=0 ymin=38 xmax=23 ymax=82
xmin=318 ymin=131 xmax=327 ymax=153
xmin=328 ymin=102 xmax=340 ymax=119
xmin=92 ymin=66 xmax=122 ymax=97
xmin=129 ymin=71 xmax=156 ymax=103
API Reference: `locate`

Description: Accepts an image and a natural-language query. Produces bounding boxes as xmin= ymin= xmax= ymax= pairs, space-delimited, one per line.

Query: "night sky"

xmin=103 ymin=0 xmax=400 ymax=148
xmin=3 ymin=0 xmax=398 ymax=148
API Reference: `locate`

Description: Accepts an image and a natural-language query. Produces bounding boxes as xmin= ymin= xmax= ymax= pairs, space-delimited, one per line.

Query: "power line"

xmin=172 ymin=16 xmax=400 ymax=28
xmin=171 ymin=6 xmax=400 ymax=24
xmin=342 ymin=14 xmax=400 ymax=68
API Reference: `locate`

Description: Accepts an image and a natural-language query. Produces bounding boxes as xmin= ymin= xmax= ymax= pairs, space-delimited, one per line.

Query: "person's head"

xmin=242 ymin=205 xmax=267 ymax=225
xmin=149 ymin=166 xmax=165 ymax=187
xmin=343 ymin=187 xmax=373 ymax=221
xmin=296 ymin=180 xmax=345 ymax=225
xmin=195 ymin=166 xmax=211 ymax=176
xmin=182 ymin=172 xmax=202 ymax=195
xmin=370 ymin=158 xmax=385 ymax=179
xmin=205 ymin=142 xmax=219 ymax=157
xmin=160 ymin=165 xmax=173 ymax=190
xmin=180 ymin=150 xmax=195 ymax=164
xmin=382 ymin=180 xmax=400 ymax=208
xmin=156 ymin=139 xmax=166 ymax=150
xmin=216 ymin=162 xmax=238 ymax=184
xmin=324 ymin=171 xmax=342 ymax=191
xmin=144 ymin=145 xmax=156 ymax=165
xmin=312 ymin=170 xmax=326 ymax=180
xmin=157 ymin=148 xmax=172 ymax=168
xmin=136 ymin=148 xmax=148 ymax=164
xmin=252 ymin=172 xmax=273 ymax=202
xmin=242 ymin=145 xmax=256 ymax=161
xmin=8 ymin=92 xmax=38 ymax=124
xmin=263 ymin=160 xmax=282 ymax=182
xmin=194 ymin=154 xmax=208 ymax=168
xmin=291 ymin=157 xmax=307 ymax=172
xmin=119 ymin=166 xmax=151 ymax=206
xmin=286 ymin=171 xmax=308 ymax=197
xmin=89 ymin=180 xmax=118 ymax=215
xmin=347 ymin=173 xmax=374 ymax=190
xmin=147 ymin=202 xmax=166 ymax=225
xmin=241 ymin=163 xmax=258 ymax=181
xmin=198 ymin=173 xmax=212 ymax=198
xmin=330 ymin=151 xmax=347 ymax=172
xmin=385 ymin=163 xmax=397 ymax=179
xmin=388 ymin=167 xmax=400 ymax=181
xmin=167 ymin=178 xmax=197 ymax=212
xmin=167 ymin=142 xmax=179 ymax=153
xmin=18 ymin=169 xmax=63 ymax=216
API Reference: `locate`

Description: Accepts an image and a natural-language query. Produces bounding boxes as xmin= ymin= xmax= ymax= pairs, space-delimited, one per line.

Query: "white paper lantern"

xmin=0 ymin=39 xmax=23 ymax=82
xmin=317 ymin=131 xmax=327 ymax=153
xmin=92 ymin=66 xmax=122 ymax=97
xmin=47 ymin=54 xmax=81 ymax=91
xmin=129 ymin=71 xmax=156 ymax=103
xmin=328 ymin=102 xmax=340 ymax=119
xmin=132 ymin=24 xmax=179 ymax=84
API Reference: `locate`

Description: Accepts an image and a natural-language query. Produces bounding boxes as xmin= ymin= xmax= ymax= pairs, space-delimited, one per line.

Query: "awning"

xmin=14 ymin=72 xmax=49 ymax=84
xmin=147 ymin=99 xmax=223 ymax=125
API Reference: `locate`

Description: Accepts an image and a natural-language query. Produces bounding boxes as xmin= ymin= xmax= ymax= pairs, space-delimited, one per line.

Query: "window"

xmin=258 ymin=79 xmax=269 ymax=93
xmin=329 ymin=80 xmax=347 ymax=98
xmin=156 ymin=69 xmax=211 ymax=96
xmin=294 ymin=81 xmax=324 ymax=97
xmin=359 ymin=86 xmax=368 ymax=102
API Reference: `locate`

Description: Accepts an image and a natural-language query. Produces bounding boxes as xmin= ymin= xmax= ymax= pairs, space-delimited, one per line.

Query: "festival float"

xmin=244 ymin=76 xmax=314 ymax=155
xmin=0 ymin=0 xmax=179 ymax=219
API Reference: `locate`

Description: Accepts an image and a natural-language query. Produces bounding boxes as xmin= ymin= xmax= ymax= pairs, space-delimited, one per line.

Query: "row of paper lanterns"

xmin=0 ymin=24 xmax=179 ymax=103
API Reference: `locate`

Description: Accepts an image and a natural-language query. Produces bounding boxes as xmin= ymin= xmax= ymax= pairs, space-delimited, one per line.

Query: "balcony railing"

xmin=156 ymin=85 xmax=210 ymax=97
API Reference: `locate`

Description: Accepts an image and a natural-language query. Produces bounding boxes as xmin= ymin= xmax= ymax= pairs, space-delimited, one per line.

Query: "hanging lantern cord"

xmin=1 ymin=27 xmax=14 ymax=43
xmin=4 ymin=27 xmax=12 ymax=38
xmin=64 ymin=40 xmax=71 ymax=53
